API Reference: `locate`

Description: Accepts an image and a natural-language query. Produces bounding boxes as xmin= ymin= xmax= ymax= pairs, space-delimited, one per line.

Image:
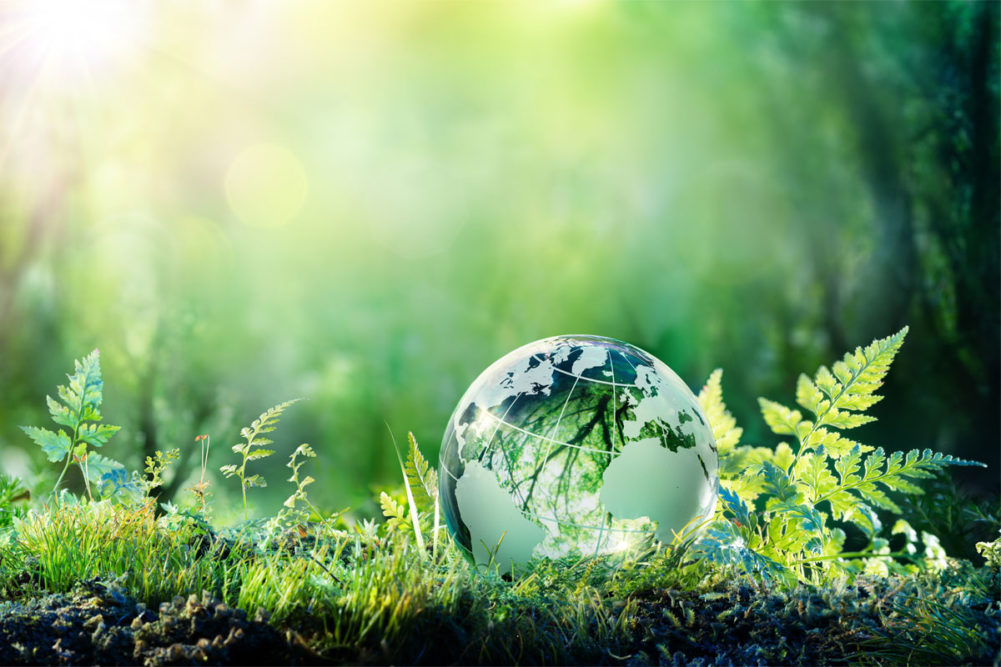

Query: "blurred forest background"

xmin=0 ymin=1 xmax=997 ymax=521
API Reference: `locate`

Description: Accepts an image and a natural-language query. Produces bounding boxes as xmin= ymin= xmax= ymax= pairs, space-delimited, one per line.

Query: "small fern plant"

xmin=692 ymin=327 xmax=986 ymax=586
xmin=221 ymin=399 xmax=301 ymax=520
xmin=20 ymin=350 xmax=125 ymax=501
xmin=282 ymin=442 xmax=322 ymax=519
xmin=380 ymin=432 xmax=443 ymax=559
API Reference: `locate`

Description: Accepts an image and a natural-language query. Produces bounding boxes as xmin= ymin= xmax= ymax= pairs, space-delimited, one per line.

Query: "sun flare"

xmin=2 ymin=0 xmax=151 ymax=82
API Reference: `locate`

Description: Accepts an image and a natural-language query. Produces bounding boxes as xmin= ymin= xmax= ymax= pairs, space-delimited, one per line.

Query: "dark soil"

xmin=0 ymin=581 xmax=317 ymax=666
xmin=1 ymin=570 xmax=997 ymax=666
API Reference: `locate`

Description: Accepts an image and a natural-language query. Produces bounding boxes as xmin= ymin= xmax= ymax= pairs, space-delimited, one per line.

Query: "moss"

xmin=0 ymin=556 xmax=996 ymax=665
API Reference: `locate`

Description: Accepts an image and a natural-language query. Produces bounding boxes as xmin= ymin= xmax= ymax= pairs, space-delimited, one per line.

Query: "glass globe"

xmin=439 ymin=335 xmax=719 ymax=573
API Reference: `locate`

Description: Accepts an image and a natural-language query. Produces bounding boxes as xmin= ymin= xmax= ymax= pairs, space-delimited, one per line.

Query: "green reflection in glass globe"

xmin=439 ymin=335 xmax=719 ymax=574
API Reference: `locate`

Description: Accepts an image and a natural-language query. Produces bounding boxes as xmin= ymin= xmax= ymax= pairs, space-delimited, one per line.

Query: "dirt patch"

xmin=0 ymin=581 xmax=317 ymax=666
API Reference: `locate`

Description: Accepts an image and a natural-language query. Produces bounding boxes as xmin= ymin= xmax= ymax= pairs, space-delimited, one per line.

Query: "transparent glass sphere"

xmin=439 ymin=335 xmax=719 ymax=573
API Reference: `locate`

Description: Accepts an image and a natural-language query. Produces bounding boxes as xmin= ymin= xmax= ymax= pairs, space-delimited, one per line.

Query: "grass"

xmin=0 ymin=489 xmax=997 ymax=665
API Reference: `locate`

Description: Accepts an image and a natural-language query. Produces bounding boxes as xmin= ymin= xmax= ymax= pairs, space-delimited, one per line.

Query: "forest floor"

xmin=1 ymin=564 xmax=997 ymax=666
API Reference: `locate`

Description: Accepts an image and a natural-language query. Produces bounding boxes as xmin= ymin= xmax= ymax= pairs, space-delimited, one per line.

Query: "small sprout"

xmin=221 ymin=399 xmax=301 ymax=520
xmin=283 ymin=443 xmax=320 ymax=519
xmin=189 ymin=434 xmax=212 ymax=513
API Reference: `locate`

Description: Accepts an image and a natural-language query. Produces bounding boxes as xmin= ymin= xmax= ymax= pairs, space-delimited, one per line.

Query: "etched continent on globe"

xmin=439 ymin=335 xmax=719 ymax=573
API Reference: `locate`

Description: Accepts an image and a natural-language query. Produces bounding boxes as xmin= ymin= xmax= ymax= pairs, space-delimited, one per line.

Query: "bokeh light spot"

xmin=225 ymin=143 xmax=309 ymax=229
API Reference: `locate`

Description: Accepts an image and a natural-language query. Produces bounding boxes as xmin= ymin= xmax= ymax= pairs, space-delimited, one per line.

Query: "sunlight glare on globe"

xmin=439 ymin=335 xmax=719 ymax=575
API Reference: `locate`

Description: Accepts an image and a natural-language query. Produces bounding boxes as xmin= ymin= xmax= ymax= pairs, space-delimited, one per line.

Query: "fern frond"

xmin=22 ymin=350 xmax=122 ymax=499
xmin=758 ymin=398 xmax=811 ymax=440
xmin=404 ymin=432 xmax=438 ymax=514
xmin=691 ymin=519 xmax=793 ymax=585
xmin=59 ymin=349 xmax=105 ymax=422
xmin=759 ymin=328 xmax=908 ymax=464
xmin=77 ymin=423 xmax=120 ymax=448
xmin=82 ymin=452 xmax=125 ymax=484
xmin=719 ymin=442 xmax=795 ymax=502
xmin=697 ymin=369 xmax=743 ymax=453
xmin=818 ymin=445 xmax=985 ymax=523
xmin=20 ymin=426 xmax=72 ymax=463
xmin=247 ymin=399 xmax=302 ymax=444
xmin=801 ymin=327 xmax=908 ymax=432
xmin=379 ymin=491 xmax=409 ymax=532
xmin=224 ymin=399 xmax=302 ymax=520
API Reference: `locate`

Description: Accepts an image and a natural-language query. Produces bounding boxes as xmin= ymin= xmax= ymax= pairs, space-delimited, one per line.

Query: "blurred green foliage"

xmin=0 ymin=1 xmax=997 ymax=515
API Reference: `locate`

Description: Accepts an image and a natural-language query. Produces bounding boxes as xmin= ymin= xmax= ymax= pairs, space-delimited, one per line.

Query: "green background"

xmin=0 ymin=1 xmax=997 ymax=521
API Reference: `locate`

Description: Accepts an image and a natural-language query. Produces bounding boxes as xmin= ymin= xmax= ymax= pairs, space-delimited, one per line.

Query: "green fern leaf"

xmin=718 ymin=486 xmax=754 ymax=529
xmin=379 ymin=490 xmax=409 ymax=531
xmin=825 ymin=489 xmax=856 ymax=521
xmin=759 ymin=461 xmax=797 ymax=502
xmin=720 ymin=442 xmax=796 ymax=502
xmin=768 ymin=499 xmax=824 ymax=533
xmin=697 ymin=369 xmax=743 ymax=453
xmin=244 ymin=474 xmax=267 ymax=488
xmin=795 ymin=374 xmax=827 ymax=416
xmin=82 ymin=452 xmax=125 ymax=483
xmin=834 ymin=444 xmax=863 ymax=484
xmin=19 ymin=426 xmax=72 ymax=462
xmin=692 ymin=520 xmax=793 ymax=584
xmin=253 ymin=399 xmax=300 ymax=432
xmin=819 ymin=446 xmax=984 ymax=521
xmin=805 ymin=327 xmax=908 ymax=431
xmin=758 ymin=398 xmax=810 ymax=439
xmin=77 ymin=423 xmax=120 ymax=448
xmin=820 ymin=410 xmax=876 ymax=430
xmin=404 ymin=432 xmax=437 ymax=514
xmin=793 ymin=451 xmax=838 ymax=504
xmin=246 ymin=449 xmax=275 ymax=461
xmin=46 ymin=395 xmax=75 ymax=428
xmin=60 ymin=349 xmax=105 ymax=423
xmin=803 ymin=427 xmax=872 ymax=459
xmin=293 ymin=443 xmax=316 ymax=459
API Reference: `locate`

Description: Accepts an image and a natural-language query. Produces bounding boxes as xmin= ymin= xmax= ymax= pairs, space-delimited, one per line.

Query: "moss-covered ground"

xmin=0 ymin=508 xmax=997 ymax=666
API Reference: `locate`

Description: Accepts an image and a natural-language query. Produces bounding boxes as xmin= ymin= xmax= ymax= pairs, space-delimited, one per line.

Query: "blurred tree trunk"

xmin=753 ymin=1 xmax=999 ymax=481
xmin=917 ymin=1 xmax=1000 ymax=464
xmin=823 ymin=7 xmax=920 ymax=339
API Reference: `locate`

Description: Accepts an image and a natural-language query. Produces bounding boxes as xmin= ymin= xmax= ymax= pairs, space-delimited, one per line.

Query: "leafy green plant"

xmin=143 ymin=448 xmax=180 ymax=496
xmin=381 ymin=432 xmax=443 ymax=559
xmin=693 ymin=328 xmax=987 ymax=586
xmin=0 ymin=474 xmax=29 ymax=532
xmin=282 ymin=442 xmax=321 ymax=519
xmin=221 ymin=399 xmax=301 ymax=520
xmin=19 ymin=350 xmax=124 ymax=500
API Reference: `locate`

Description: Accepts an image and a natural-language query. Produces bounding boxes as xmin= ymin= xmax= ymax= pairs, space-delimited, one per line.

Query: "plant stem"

xmin=53 ymin=452 xmax=74 ymax=497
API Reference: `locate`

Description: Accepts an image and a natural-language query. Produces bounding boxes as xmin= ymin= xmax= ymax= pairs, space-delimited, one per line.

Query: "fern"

xmin=403 ymin=432 xmax=438 ymax=515
xmin=143 ymin=448 xmax=180 ymax=497
xmin=760 ymin=326 xmax=908 ymax=463
xmin=697 ymin=369 xmax=742 ymax=455
xmin=221 ymin=399 xmax=301 ymax=520
xmin=20 ymin=350 xmax=123 ymax=500
xmin=379 ymin=491 xmax=410 ymax=533
xmin=384 ymin=431 xmax=443 ymax=559
xmin=695 ymin=328 xmax=986 ymax=586
xmin=283 ymin=442 xmax=322 ymax=519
